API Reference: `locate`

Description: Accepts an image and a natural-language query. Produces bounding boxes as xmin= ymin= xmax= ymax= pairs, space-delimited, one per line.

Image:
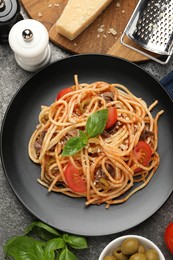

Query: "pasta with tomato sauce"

xmin=28 ymin=75 xmax=164 ymax=208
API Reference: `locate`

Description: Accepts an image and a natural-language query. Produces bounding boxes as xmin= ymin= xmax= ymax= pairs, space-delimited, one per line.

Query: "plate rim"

xmin=1 ymin=54 xmax=173 ymax=236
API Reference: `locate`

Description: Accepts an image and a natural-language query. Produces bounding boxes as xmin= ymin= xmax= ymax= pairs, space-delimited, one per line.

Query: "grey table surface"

xmin=1 ymin=12 xmax=173 ymax=260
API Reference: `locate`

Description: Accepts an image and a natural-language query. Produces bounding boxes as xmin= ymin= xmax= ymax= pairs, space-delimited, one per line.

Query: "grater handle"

xmin=107 ymin=36 xmax=149 ymax=63
xmin=120 ymin=32 xmax=172 ymax=65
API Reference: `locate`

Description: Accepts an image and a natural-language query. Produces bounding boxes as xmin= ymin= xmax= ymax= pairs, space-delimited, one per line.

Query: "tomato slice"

xmin=56 ymin=87 xmax=72 ymax=100
xmin=105 ymin=107 xmax=117 ymax=129
xmin=133 ymin=140 xmax=152 ymax=172
xmin=64 ymin=162 xmax=87 ymax=193
xmin=165 ymin=222 xmax=173 ymax=254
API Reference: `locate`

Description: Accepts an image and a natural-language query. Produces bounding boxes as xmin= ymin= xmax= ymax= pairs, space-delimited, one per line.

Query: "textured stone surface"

xmin=1 ymin=16 xmax=173 ymax=260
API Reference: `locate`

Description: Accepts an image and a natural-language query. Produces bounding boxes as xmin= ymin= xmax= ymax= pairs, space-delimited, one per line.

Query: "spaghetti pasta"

xmin=28 ymin=75 xmax=164 ymax=208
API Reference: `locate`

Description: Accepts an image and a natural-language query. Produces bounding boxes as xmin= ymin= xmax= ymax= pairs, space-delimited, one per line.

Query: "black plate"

xmin=1 ymin=54 xmax=173 ymax=236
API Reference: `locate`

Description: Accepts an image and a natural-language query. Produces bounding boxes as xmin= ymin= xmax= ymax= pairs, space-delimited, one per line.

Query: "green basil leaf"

xmin=4 ymin=236 xmax=45 ymax=260
xmin=62 ymin=131 xmax=88 ymax=156
xmin=63 ymin=234 xmax=88 ymax=249
xmin=86 ymin=109 xmax=108 ymax=138
xmin=58 ymin=247 xmax=77 ymax=260
xmin=78 ymin=130 xmax=88 ymax=143
xmin=24 ymin=221 xmax=61 ymax=240
xmin=45 ymin=238 xmax=65 ymax=251
xmin=43 ymin=250 xmax=55 ymax=260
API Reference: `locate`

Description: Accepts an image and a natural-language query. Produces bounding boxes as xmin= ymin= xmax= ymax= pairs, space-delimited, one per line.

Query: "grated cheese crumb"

xmin=120 ymin=144 xmax=128 ymax=151
xmin=38 ymin=12 xmax=42 ymax=17
xmin=97 ymin=24 xmax=105 ymax=33
xmin=98 ymin=28 xmax=104 ymax=33
xmin=108 ymin=28 xmax=117 ymax=36
xmin=116 ymin=1 xmax=120 ymax=7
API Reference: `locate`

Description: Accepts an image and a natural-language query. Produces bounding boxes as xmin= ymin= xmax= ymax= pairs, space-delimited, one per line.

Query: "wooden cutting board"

xmin=20 ymin=0 xmax=150 ymax=63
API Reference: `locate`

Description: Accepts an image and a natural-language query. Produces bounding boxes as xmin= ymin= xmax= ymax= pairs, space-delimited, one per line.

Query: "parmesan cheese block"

xmin=56 ymin=0 xmax=113 ymax=40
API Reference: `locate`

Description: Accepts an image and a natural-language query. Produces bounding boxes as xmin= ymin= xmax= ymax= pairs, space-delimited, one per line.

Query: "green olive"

xmin=138 ymin=244 xmax=146 ymax=254
xmin=103 ymin=256 xmax=117 ymax=260
xmin=99 ymin=177 xmax=110 ymax=190
xmin=121 ymin=238 xmax=139 ymax=255
xmin=113 ymin=246 xmax=128 ymax=260
xmin=129 ymin=253 xmax=147 ymax=260
xmin=145 ymin=249 xmax=159 ymax=260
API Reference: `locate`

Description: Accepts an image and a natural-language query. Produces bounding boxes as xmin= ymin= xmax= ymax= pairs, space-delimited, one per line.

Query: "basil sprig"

xmin=4 ymin=221 xmax=88 ymax=260
xmin=62 ymin=109 xmax=108 ymax=156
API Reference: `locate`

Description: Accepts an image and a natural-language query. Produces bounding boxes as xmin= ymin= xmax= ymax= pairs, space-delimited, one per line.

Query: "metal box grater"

xmin=121 ymin=0 xmax=173 ymax=64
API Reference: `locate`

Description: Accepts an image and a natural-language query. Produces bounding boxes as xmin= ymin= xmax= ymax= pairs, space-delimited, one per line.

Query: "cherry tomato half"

xmin=133 ymin=140 xmax=152 ymax=172
xmin=56 ymin=87 xmax=72 ymax=100
xmin=64 ymin=162 xmax=87 ymax=193
xmin=105 ymin=107 xmax=117 ymax=129
xmin=165 ymin=222 xmax=173 ymax=254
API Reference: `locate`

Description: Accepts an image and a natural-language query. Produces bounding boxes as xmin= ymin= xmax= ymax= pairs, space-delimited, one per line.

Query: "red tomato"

xmin=105 ymin=107 xmax=117 ymax=129
xmin=56 ymin=87 xmax=72 ymax=100
xmin=133 ymin=140 xmax=152 ymax=172
xmin=165 ymin=222 xmax=173 ymax=254
xmin=64 ymin=162 xmax=87 ymax=193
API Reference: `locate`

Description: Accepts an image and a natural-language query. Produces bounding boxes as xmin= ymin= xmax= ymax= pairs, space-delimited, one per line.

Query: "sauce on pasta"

xmin=28 ymin=75 xmax=164 ymax=208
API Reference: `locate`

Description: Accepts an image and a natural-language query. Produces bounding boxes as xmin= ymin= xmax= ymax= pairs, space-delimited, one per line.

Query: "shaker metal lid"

xmin=0 ymin=0 xmax=18 ymax=22
xmin=0 ymin=0 xmax=6 ymax=12
xmin=8 ymin=19 xmax=49 ymax=58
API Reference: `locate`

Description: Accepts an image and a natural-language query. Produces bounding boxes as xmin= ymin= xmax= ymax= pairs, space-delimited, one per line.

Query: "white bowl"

xmin=98 ymin=235 xmax=165 ymax=260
